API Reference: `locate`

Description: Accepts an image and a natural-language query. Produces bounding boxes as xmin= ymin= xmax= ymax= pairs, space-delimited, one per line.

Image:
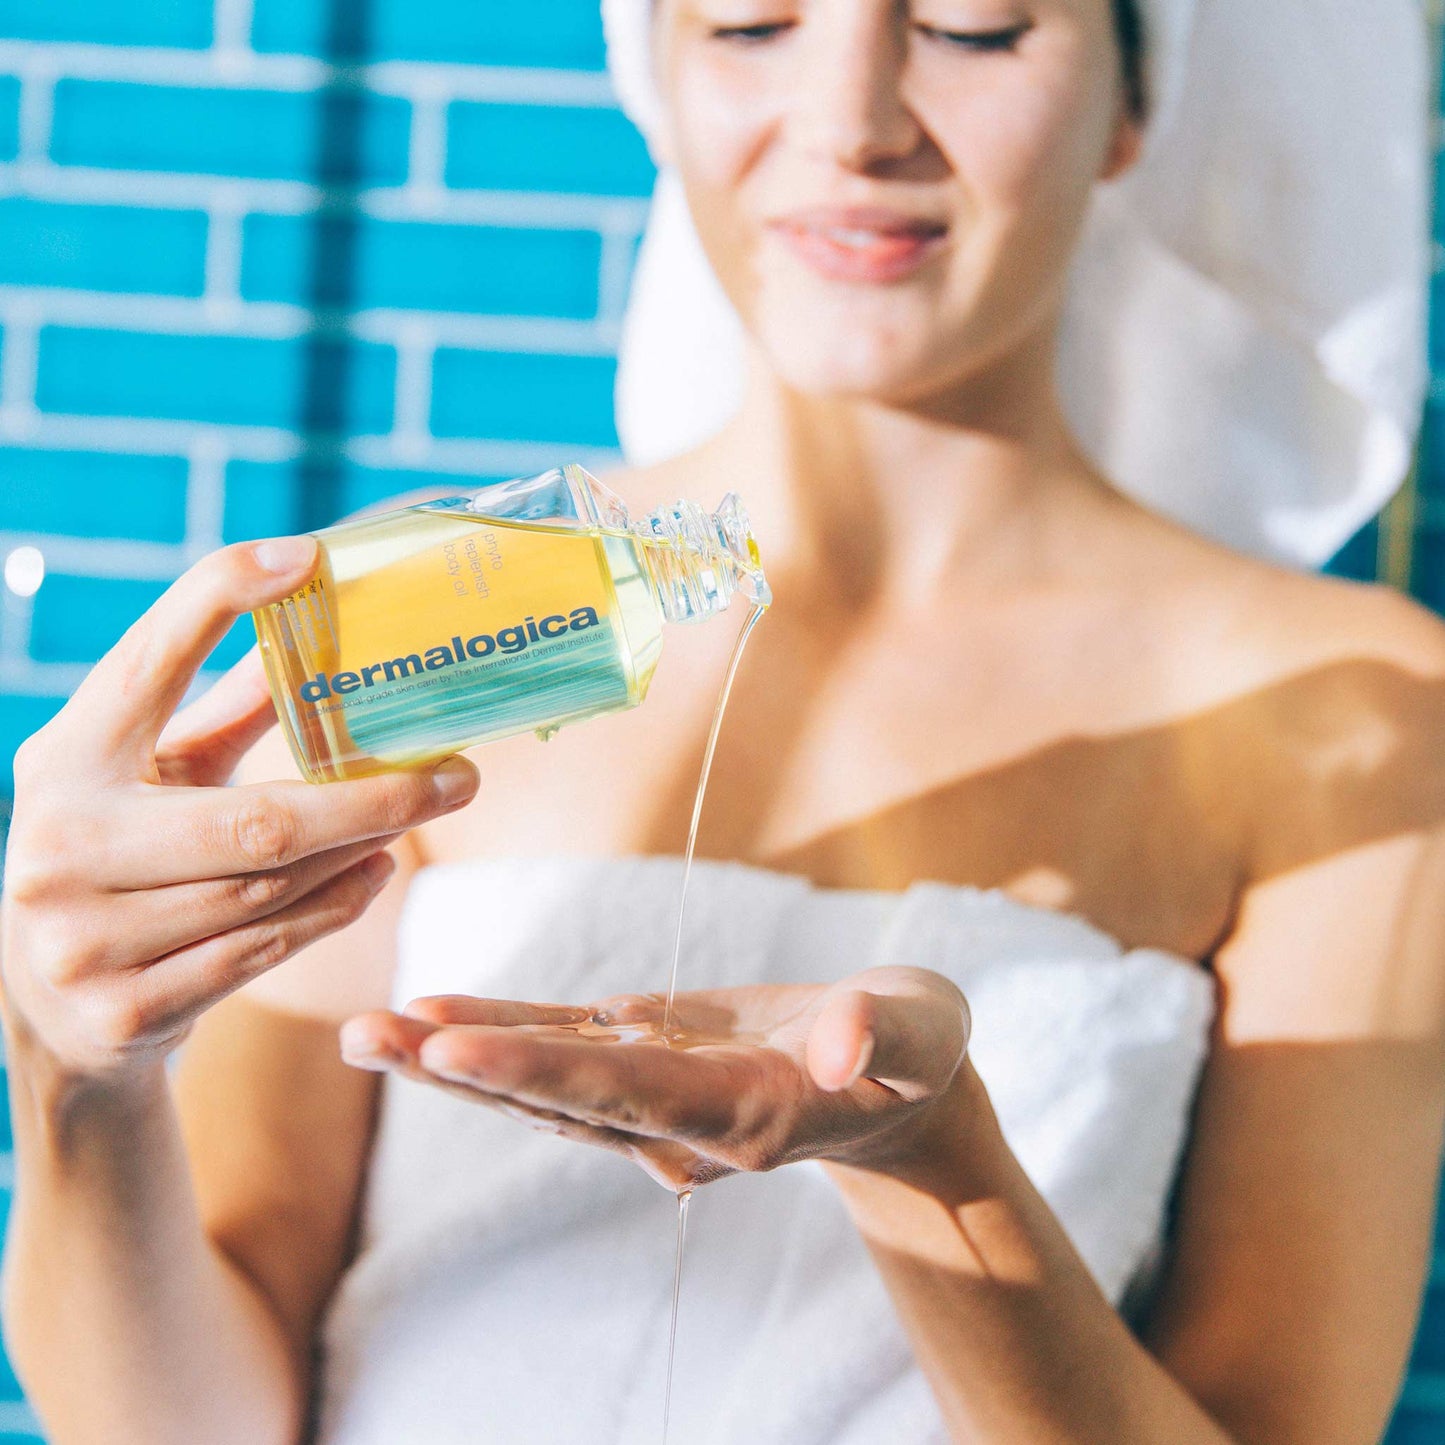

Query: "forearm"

xmin=826 ymin=1062 xmax=1236 ymax=1445
xmin=3 ymin=1037 xmax=304 ymax=1445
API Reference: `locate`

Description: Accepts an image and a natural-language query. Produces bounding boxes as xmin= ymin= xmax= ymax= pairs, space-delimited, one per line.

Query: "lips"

xmin=767 ymin=205 xmax=950 ymax=283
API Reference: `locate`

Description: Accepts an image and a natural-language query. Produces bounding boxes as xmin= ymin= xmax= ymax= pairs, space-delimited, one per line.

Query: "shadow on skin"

xmin=831 ymin=1036 xmax=1443 ymax=1445
xmin=637 ymin=657 xmax=1445 ymax=961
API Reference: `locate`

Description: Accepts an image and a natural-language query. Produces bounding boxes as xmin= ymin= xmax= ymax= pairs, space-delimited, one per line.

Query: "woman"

xmin=2 ymin=1 xmax=1442 ymax=1441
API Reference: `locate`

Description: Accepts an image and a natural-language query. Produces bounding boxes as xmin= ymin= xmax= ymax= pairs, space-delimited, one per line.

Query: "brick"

xmin=1321 ymin=518 xmax=1379 ymax=583
xmin=241 ymin=214 xmax=601 ymax=318
xmin=1413 ymin=532 xmax=1445 ymax=613
xmin=36 ymin=327 xmax=397 ymax=435
xmin=0 ymin=76 xmax=18 ymax=163
xmin=430 ymin=348 xmax=617 ymax=448
xmin=1412 ymin=1283 xmax=1445 ymax=1372
xmin=0 ymin=1187 xmax=15 ymax=1401
xmin=0 ymin=199 xmax=207 ymax=297
xmin=28 ymin=573 xmax=171 ymax=665
xmin=224 ymin=459 xmax=484 ymax=540
xmin=1387 ymin=1405 xmax=1445 ymax=1445
xmin=252 ymin=0 xmax=605 ymax=70
xmin=207 ymin=616 xmax=260 ymax=672
xmin=0 ymin=695 xmax=64 ymax=795
xmin=51 ymin=80 xmax=410 ymax=186
xmin=0 ymin=0 xmax=210 ymax=48
xmin=0 ymin=449 xmax=190 ymax=540
xmin=446 ymin=103 xmax=656 ymax=197
xmin=1419 ymin=404 xmax=1445 ymax=500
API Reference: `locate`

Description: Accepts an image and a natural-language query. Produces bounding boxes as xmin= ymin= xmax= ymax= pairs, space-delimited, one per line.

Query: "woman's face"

xmin=651 ymin=0 xmax=1142 ymax=404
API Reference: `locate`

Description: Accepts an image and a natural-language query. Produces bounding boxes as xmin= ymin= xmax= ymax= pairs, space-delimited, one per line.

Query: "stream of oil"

xmin=658 ymin=595 xmax=762 ymax=1433
xmin=658 ymin=600 xmax=765 ymax=1442
xmin=557 ymin=600 xmax=766 ymax=1440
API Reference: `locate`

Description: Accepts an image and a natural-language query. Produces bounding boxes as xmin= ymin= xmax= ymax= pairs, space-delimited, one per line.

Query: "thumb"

xmin=806 ymin=966 xmax=971 ymax=1101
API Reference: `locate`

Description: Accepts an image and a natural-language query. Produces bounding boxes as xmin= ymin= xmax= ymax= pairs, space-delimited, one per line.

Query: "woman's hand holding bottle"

xmin=0 ymin=537 xmax=480 ymax=1088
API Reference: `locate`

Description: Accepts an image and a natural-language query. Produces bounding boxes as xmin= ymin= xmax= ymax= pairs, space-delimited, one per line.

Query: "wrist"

xmin=824 ymin=1057 xmax=1013 ymax=1202
xmin=5 ymin=1014 xmax=171 ymax=1157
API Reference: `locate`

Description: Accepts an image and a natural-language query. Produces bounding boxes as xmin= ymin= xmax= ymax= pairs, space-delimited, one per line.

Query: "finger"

xmin=149 ymin=850 xmax=397 ymax=1015
xmin=413 ymin=1026 xmax=744 ymax=1141
xmin=340 ymin=1008 xmax=593 ymax=1069
xmin=338 ymin=1017 xmax=678 ymax=1165
xmin=155 ymin=646 xmax=278 ymax=786
xmin=807 ymin=969 xmax=971 ymax=1100
xmin=109 ymin=757 xmax=479 ymax=887
xmin=400 ymin=996 xmax=593 ymax=1028
xmin=109 ymin=837 xmax=402 ymax=967
xmin=64 ymin=536 xmax=319 ymax=768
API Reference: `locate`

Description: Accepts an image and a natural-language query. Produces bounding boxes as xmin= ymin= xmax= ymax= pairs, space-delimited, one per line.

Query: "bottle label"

xmin=270 ymin=506 xmax=640 ymax=767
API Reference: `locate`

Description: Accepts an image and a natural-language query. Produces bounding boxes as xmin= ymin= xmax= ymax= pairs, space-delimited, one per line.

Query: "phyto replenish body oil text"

xmin=251 ymin=463 xmax=771 ymax=782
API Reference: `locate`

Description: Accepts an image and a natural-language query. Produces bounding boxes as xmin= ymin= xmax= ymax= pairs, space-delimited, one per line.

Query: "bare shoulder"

xmin=1144 ymin=524 xmax=1445 ymax=881
xmin=1125 ymin=506 xmax=1445 ymax=682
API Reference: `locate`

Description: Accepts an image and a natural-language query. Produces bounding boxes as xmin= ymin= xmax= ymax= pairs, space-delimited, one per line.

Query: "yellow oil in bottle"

xmin=252 ymin=466 xmax=768 ymax=783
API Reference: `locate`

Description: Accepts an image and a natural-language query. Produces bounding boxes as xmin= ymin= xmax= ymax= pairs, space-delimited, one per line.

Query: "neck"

xmin=694 ymin=321 xmax=1119 ymax=611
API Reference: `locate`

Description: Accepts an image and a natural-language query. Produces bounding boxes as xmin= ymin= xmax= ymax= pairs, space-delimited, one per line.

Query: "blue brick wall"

xmin=0 ymin=3 xmax=1440 ymax=1443
xmin=0 ymin=3 xmax=643 ymax=1437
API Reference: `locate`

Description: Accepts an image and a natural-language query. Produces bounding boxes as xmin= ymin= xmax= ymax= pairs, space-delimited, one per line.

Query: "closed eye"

xmin=917 ymin=22 xmax=1033 ymax=52
xmin=710 ymin=23 xmax=795 ymax=44
xmin=711 ymin=21 xmax=1034 ymax=52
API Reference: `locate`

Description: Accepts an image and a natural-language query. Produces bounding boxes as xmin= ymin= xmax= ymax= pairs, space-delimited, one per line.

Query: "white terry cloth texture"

xmin=600 ymin=0 xmax=1433 ymax=568
xmin=314 ymin=857 xmax=1216 ymax=1445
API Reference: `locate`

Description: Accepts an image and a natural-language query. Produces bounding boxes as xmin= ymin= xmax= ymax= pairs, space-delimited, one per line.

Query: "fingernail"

xmin=842 ymin=1032 xmax=874 ymax=1089
xmin=253 ymin=535 xmax=318 ymax=575
xmin=342 ymin=1042 xmax=397 ymax=1072
xmin=428 ymin=756 xmax=478 ymax=805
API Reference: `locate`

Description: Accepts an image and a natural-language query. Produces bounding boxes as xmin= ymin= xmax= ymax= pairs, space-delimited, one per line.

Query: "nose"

xmin=791 ymin=9 xmax=922 ymax=170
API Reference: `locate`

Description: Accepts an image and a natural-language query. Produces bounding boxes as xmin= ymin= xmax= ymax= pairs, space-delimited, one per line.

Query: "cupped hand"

xmin=0 ymin=537 xmax=481 ymax=1083
xmin=339 ymin=967 xmax=972 ymax=1191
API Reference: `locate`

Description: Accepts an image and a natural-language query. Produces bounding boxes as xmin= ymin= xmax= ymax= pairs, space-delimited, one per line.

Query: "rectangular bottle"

xmin=252 ymin=463 xmax=769 ymax=782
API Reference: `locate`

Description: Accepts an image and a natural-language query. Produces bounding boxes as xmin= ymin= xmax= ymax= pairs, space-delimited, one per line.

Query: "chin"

xmin=751 ymin=304 xmax=956 ymax=401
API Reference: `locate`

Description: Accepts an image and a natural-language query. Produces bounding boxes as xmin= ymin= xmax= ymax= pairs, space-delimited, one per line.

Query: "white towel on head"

xmin=601 ymin=0 xmax=1433 ymax=567
xmin=312 ymin=858 xmax=1216 ymax=1444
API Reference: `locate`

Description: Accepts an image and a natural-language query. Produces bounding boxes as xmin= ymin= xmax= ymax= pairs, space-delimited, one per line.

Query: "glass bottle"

xmin=251 ymin=462 xmax=771 ymax=782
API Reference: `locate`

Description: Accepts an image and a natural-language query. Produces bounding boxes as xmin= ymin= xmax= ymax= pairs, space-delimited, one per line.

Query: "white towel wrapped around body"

xmin=314 ymin=856 xmax=1216 ymax=1445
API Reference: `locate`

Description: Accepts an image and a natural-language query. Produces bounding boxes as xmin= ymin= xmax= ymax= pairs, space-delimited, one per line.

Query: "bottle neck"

xmin=636 ymin=494 xmax=772 ymax=625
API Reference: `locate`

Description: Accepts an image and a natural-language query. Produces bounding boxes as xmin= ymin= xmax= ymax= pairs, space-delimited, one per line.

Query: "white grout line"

xmin=0 ymin=412 xmax=624 ymax=474
xmin=202 ymin=206 xmax=245 ymax=317
xmin=405 ymin=81 xmax=449 ymax=202
xmin=0 ymin=410 xmax=300 ymax=459
xmin=345 ymin=435 xmax=624 ymax=476
xmin=0 ymin=531 xmax=189 ymax=580
xmin=596 ymin=221 xmax=642 ymax=325
xmin=0 ymin=284 xmax=623 ymax=352
xmin=0 ymin=588 xmax=35 ymax=669
xmin=0 ymin=1396 xmax=40 ymax=1434
xmin=0 ymin=40 xmax=623 ymax=107
xmin=392 ymin=322 xmax=436 ymax=462
xmin=185 ymin=434 xmax=230 ymax=558
xmin=0 ymin=299 xmax=41 ymax=426
xmin=0 ymin=160 xmax=654 ymax=230
xmin=213 ymin=0 xmax=257 ymax=66
xmin=15 ymin=65 xmax=55 ymax=165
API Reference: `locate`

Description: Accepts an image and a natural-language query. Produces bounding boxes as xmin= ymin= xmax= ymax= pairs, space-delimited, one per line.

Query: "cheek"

xmin=929 ymin=36 xmax=1115 ymax=234
xmin=666 ymin=55 xmax=782 ymax=305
